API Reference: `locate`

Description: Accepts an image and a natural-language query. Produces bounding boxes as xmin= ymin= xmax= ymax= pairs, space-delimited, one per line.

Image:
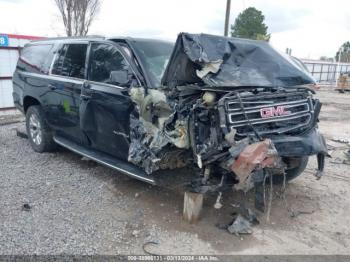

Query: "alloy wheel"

xmin=29 ymin=113 xmax=42 ymax=145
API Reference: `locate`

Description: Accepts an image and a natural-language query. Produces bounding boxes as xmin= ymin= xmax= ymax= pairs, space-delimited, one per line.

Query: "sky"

xmin=0 ymin=0 xmax=349 ymax=59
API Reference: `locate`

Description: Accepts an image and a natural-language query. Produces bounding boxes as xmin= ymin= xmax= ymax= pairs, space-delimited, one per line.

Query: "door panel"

xmin=80 ymin=82 xmax=133 ymax=160
xmin=44 ymin=76 xmax=83 ymax=141
xmin=47 ymin=43 xmax=88 ymax=143
xmin=79 ymin=42 xmax=137 ymax=160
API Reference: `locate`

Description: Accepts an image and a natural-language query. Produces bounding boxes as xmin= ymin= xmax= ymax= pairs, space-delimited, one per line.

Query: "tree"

xmin=54 ymin=0 xmax=101 ymax=36
xmin=335 ymin=41 xmax=350 ymax=62
xmin=231 ymin=7 xmax=270 ymax=41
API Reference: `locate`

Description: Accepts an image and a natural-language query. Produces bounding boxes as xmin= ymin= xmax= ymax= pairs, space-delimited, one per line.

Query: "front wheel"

xmin=272 ymin=156 xmax=309 ymax=184
xmin=26 ymin=105 xmax=57 ymax=152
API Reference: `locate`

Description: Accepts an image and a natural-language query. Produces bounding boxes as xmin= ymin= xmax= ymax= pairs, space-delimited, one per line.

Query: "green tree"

xmin=231 ymin=7 xmax=270 ymax=41
xmin=335 ymin=41 xmax=350 ymax=62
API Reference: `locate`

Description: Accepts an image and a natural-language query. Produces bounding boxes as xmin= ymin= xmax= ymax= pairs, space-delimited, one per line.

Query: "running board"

xmin=53 ymin=136 xmax=156 ymax=185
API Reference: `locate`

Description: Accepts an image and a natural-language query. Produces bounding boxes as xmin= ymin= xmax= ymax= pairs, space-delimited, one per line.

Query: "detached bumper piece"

xmin=272 ymin=129 xmax=328 ymax=157
xmin=315 ymin=153 xmax=325 ymax=179
xmin=230 ymin=139 xmax=280 ymax=191
xmin=229 ymin=139 xmax=282 ymax=212
xmin=272 ymin=129 xmax=328 ymax=180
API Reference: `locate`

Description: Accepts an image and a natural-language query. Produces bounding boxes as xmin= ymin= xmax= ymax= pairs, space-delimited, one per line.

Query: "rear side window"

xmin=52 ymin=44 xmax=87 ymax=79
xmin=19 ymin=44 xmax=53 ymax=73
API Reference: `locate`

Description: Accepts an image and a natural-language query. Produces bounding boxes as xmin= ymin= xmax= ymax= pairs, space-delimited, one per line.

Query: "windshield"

xmin=131 ymin=40 xmax=174 ymax=86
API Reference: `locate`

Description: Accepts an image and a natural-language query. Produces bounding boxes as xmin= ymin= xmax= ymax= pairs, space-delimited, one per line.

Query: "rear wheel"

xmin=272 ymin=156 xmax=309 ymax=184
xmin=26 ymin=105 xmax=57 ymax=152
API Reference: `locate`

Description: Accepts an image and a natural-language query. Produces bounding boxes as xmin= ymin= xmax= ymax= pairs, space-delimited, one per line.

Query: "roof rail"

xmin=31 ymin=35 xmax=105 ymax=42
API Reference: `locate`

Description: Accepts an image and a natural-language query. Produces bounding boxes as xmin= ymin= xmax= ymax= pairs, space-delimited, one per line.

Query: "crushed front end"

xmin=127 ymin=33 xmax=328 ymax=211
xmin=165 ymin=85 xmax=326 ymax=200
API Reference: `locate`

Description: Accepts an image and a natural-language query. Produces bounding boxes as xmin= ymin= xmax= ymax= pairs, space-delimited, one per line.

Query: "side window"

xmin=52 ymin=43 xmax=87 ymax=79
xmin=19 ymin=44 xmax=53 ymax=73
xmin=51 ymin=45 xmax=68 ymax=75
xmin=89 ymin=43 xmax=129 ymax=83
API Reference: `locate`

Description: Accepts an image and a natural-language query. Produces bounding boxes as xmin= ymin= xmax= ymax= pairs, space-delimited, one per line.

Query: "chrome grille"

xmin=220 ymin=91 xmax=314 ymax=137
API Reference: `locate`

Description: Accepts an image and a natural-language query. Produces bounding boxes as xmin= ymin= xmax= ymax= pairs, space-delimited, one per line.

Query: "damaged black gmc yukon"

xmin=13 ymin=33 xmax=327 ymax=209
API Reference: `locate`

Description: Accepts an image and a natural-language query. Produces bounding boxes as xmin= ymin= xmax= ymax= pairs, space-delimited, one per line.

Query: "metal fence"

xmin=301 ymin=59 xmax=350 ymax=85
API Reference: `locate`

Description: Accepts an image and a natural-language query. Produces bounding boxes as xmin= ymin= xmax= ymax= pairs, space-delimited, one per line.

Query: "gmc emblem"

xmin=260 ymin=106 xmax=291 ymax=118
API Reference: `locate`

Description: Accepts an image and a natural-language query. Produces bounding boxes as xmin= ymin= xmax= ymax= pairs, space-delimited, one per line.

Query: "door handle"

xmin=48 ymin=84 xmax=57 ymax=90
xmin=83 ymin=81 xmax=91 ymax=89
xmin=81 ymin=94 xmax=92 ymax=100
xmin=81 ymin=81 xmax=92 ymax=100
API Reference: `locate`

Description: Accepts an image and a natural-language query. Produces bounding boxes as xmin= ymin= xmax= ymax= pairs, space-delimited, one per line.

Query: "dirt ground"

xmin=0 ymin=89 xmax=349 ymax=255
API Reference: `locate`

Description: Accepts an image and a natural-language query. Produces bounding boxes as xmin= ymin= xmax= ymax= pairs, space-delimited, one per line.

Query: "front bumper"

xmin=271 ymin=128 xmax=327 ymax=157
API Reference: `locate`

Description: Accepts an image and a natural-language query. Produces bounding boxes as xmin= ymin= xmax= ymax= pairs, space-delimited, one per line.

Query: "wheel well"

xmin=23 ymin=96 xmax=40 ymax=113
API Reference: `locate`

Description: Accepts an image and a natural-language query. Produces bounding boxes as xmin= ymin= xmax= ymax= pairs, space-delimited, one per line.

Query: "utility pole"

xmin=224 ymin=0 xmax=231 ymax=37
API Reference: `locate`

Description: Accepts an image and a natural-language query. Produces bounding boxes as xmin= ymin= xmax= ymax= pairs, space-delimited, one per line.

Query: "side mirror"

xmin=109 ymin=69 xmax=130 ymax=86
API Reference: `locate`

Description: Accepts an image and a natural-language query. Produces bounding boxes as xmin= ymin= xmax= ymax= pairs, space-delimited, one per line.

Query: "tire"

xmin=26 ymin=105 xmax=57 ymax=152
xmin=272 ymin=156 xmax=309 ymax=184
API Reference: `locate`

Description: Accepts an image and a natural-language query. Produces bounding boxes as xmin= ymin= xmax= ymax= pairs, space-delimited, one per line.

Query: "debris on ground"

xmin=214 ymin=192 xmax=223 ymax=209
xmin=142 ymin=240 xmax=160 ymax=255
xmin=330 ymin=157 xmax=350 ymax=165
xmin=331 ymin=137 xmax=350 ymax=146
xmin=345 ymin=150 xmax=350 ymax=159
xmin=15 ymin=129 xmax=28 ymax=139
xmin=227 ymin=214 xmax=253 ymax=236
xmin=132 ymin=230 xmax=140 ymax=237
xmin=328 ymin=138 xmax=350 ymax=165
xmin=289 ymin=209 xmax=315 ymax=218
xmin=22 ymin=203 xmax=31 ymax=211
xmin=217 ymin=204 xmax=260 ymax=236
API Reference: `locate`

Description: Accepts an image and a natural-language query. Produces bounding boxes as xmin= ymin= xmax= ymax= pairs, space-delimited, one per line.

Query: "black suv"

xmin=13 ymin=33 xmax=327 ymax=200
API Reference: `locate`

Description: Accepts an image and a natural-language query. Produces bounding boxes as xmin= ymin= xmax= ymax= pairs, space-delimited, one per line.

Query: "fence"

xmin=301 ymin=59 xmax=350 ymax=86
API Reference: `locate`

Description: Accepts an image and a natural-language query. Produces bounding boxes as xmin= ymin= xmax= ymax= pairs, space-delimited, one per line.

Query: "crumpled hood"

xmin=161 ymin=33 xmax=316 ymax=88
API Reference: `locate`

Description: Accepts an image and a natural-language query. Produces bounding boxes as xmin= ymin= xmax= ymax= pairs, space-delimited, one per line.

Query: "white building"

xmin=0 ymin=33 xmax=44 ymax=112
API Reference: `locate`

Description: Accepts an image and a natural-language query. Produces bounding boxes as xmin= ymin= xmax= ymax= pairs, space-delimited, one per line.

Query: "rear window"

xmin=20 ymin=44 xmax=53 ymax=73
xmin=52 ymin=44 xmax=88 ymax=79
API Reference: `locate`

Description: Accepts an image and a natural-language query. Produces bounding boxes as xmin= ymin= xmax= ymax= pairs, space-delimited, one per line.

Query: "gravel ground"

xmin=0 ymin=90 xmax=350 ymax=255
xmin=0 ymin=122 xmax=212 ymax=255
